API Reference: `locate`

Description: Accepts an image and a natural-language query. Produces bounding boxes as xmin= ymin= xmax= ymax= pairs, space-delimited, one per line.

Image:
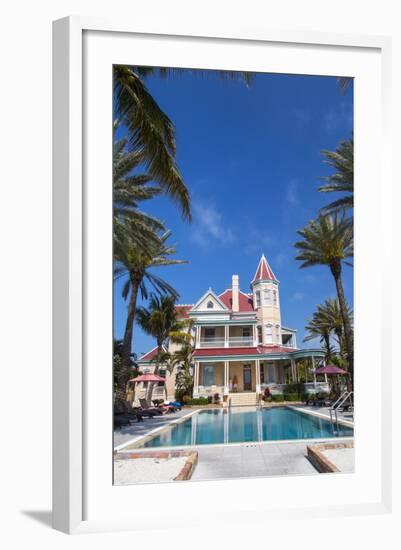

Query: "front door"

xmin=243 ymin=365 xmax=252 ymax=391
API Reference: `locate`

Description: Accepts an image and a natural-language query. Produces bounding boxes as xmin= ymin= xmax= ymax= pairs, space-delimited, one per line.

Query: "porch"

xmin=194 ymin=359 xmax=293 ymax=398
xmin=193 ymin=353 xmax=325 ymax=401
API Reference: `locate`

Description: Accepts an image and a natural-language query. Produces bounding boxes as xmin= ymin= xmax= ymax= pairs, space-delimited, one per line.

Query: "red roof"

xmin=218 ymin=290 xmax=254 ymax=312
xmin=193 ymin=347 xmax=259 ymax=357
xmin=193 ymin=345 xmax=296 ymax=357
xmin=175 ymin=305 xmax=193 ymax=319
xmin=252 ymin=254 xmax=278 ymax=283
xmin=138 ymin=346 xmax=159 ymax=361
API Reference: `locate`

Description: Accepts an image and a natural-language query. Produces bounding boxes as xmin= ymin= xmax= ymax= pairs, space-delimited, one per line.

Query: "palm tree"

xmin=114 ymin=66 xmax=191 ymax=220
xmin=113 ymin=126 xmax=165 ymax=254
xmin=295 ymin=213 xmax=354 ymax=377
xmin=136 ymin=294 xmax=188 ymax=400
xmin=114 ymin=227 xmax=186 ymax=398
xmin=319 ymin=136 xmax=353 ymax=214
xmin=317 ymin=298 xmax=353 ymax=356
xmin=304 ymin=313 xmax=333 ymax=361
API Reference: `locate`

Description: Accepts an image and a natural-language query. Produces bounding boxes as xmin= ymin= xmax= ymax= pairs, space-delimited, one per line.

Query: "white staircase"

xmin=229 ymin=392 xmax=258 ymax=407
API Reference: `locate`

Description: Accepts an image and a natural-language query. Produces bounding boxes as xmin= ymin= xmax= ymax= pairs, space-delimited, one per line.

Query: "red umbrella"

xmin=314 ymin=364 xmax=349 ymax=375
xmin=128 ymin=373 xmax=166 ymax=383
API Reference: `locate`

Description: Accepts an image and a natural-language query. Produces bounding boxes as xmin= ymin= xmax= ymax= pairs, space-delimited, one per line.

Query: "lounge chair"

xmin=139 ymin=398 xmax=169 ymax=415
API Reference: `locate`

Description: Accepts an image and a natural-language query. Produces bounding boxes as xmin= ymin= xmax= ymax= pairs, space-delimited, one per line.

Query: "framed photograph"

xmin=53 ymin=17 xmax=392 ymax=533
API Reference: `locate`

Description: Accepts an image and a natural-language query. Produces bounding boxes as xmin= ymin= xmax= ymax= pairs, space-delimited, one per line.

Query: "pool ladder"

xmin=329 ymin=390 xmax=354 ymax=430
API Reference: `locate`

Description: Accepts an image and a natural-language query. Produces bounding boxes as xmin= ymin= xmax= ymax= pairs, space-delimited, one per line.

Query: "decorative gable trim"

xmin=190 ymin=288 xmax=230 ymax=312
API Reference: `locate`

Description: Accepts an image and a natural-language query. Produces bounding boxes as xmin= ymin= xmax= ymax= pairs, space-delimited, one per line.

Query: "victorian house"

xmin=137 ymin=255 xmax=325 ymax=405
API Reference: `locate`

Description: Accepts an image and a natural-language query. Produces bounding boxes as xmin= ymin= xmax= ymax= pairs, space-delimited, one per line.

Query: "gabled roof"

xmin=138 ymin=345 xmax=167 ymax=362
xmin=175 ymin=305 xmax=193 ymax=319
xmin=218 ymin=289 xmax=255 ymax=312
xmin=190 ymin=288 xmax=229 ymax=312
xmin=251 ymin=254 xmax=278 ymax=284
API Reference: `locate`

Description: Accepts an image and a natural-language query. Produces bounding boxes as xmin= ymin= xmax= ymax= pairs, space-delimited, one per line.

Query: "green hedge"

xmin=283 ymin=393 xmax=302 ymax=401
xmin=186 ymin=397 xmax=209 ymax=406
xmin=271 ymin=394 xmax=284 ymax=402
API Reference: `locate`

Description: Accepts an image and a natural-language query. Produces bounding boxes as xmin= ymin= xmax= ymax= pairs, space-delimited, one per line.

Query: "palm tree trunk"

xmin=147 ymin=341 xmax=163 ymax=403
xmin=330 ymin=262 xmax=353 ymax=381
xmin=324 ymin=333 xmax=332 ymax=361
xmin=117 ymin=273 xmax=140 ymax=402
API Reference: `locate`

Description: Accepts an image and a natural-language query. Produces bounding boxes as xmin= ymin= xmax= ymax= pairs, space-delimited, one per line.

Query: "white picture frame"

xmin=53 ymin=16 xmax=392 ymax=534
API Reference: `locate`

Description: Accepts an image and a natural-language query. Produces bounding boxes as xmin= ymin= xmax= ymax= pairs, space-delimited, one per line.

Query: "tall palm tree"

xmin=114 ymin=66 xmax=191 ymax=220
xmin=317 ymin=298 xmax=353 ymax=356
xmin=319 ymin=136 xmax=353 ymax=214
xmin=113 ymin=126 xmax=165 ymax=254
xmin=304 ymin=313 xmax=333 ymax=361
xmin=114 ymin=227 xmax=186 ymax=396
xmin=295 ymin=213 xmax=354 ymax=377
xmin=136 ymin=294 xmax=187 ymax=400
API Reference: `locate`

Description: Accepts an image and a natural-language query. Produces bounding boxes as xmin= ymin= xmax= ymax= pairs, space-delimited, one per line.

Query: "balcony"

xmin=199 ymin=336 xmax=254 ymax=348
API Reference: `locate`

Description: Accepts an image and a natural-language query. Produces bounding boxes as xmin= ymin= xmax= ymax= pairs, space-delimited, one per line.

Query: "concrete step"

xmin=229 ymin=392 xmax=258 ymax=406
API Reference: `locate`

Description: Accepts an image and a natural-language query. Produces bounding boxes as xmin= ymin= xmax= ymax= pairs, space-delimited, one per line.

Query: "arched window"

xmin=207 ymin=300 xmax=214 ymax=309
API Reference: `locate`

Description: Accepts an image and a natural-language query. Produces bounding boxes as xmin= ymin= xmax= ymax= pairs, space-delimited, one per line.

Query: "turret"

xmin=251 ymin=254 xmax=281 ymax=345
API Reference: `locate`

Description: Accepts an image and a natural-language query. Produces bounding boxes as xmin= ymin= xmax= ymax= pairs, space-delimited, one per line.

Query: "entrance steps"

xmin=229 ymin=392 xmax=258 ymax=407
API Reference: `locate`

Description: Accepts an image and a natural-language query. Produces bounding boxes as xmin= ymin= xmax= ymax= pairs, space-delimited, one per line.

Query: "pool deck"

xmin=114 ymin=405 xmax=354 ymax=482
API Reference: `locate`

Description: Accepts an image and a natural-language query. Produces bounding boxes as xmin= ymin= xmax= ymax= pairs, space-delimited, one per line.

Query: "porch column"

xmin=291 ymin=358 xmax=297 ymax=383
xmin=193 ymin=361 xmax=200 ymax=397
xmin=224 ymin=360 xmax=229 ymax=395
xmin=196 ymin=326 xmax=201 ymax=347
xmin=224 ymin=325 xmax=229 ymax=347
xmin=311 ymin=356 xmax=317 ymax=388
xmin=252 ymin=324 xmax=257 ymax=347
xmin=255 ymin=359 xmax=261 ymax=393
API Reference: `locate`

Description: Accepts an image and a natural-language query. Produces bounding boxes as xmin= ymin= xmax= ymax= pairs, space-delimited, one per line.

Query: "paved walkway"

xmin=191 ymin=440 xmax=339 ymax=481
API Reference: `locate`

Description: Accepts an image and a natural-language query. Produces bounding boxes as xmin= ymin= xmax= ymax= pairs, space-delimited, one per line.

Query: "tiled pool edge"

xmin=114 ymin=409 xmax=199 ymax=451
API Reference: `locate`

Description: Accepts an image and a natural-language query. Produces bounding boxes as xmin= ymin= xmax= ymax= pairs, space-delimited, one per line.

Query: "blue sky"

xmin=114 ymin=70 xmax=353 ymax=358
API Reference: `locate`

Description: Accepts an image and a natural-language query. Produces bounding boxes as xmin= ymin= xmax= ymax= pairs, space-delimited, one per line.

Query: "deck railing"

xmin=198 ymin=336 xmax=254 ymax=348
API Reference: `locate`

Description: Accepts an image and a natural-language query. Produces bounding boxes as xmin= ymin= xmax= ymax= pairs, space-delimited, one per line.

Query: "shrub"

xmin=186 ymin=397 xmax=209 ymax=406
xmin=283 ymin=393 xmax=301 ymax=402
xmin=271 ymin=394 xmax=284 ymax=402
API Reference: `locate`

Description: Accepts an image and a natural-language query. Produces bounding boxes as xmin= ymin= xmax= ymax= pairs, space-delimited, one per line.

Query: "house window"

xmin=263 ymin=289 xmax=271 ymax=306
xmin=275 ymin=325 xmax=280 ymax=343
xmin=265 ymin=324 xmax=273 ymax=344
xmin=273 ymin=290 xmax=278 ymax=306
xmin=204 ymin=327 xmax=215 ymax=340
xmin=268 ymin=365 xmax=276 ymax=382
xmin=207 ymin=300 xmax=214 ymax=309
xmin=158 ymin=369 xmax=166 ymax=386
xmin=257 ymin=326 xmax=263 ymax=344
xmin=242 ymin=327 xmax=251 ymax=338
xmin=255 ymin=291 xmax=261 ymax=307
xmin=202 ymin=365 xmax=215 ymax=386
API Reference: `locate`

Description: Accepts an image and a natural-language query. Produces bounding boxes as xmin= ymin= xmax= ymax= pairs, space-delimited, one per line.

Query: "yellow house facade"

xmin=137 ymin=254 xmax=325 ymax=405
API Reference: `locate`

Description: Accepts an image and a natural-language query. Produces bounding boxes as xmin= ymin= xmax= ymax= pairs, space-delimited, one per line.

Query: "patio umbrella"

xmin=128 ymin=373 xmax=166 ymax=383
xmin=314 ymin=364 xmax=349 ymax=375
xmin=314 ymin=364 xmax=349 ymax=393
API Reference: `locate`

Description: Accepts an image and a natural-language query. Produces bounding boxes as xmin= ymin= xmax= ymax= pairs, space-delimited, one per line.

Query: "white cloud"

xmin=323 ymin=101 xmax=353 ymax=135
xmin=191 ymin=200 xmax=236 ymax=248
xmin=292 ymin=291 xmax=305 ymax=301
xmin=285 ymin=179 xmax=300 ymax=207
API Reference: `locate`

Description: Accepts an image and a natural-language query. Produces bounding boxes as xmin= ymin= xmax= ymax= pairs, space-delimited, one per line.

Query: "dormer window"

xmin=207 ymin=300 xmax=214 ymax=309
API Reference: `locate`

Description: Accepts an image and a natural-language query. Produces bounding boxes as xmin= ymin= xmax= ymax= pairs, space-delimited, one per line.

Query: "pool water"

xmin=140 ymin=407 xmax=354 ymax=448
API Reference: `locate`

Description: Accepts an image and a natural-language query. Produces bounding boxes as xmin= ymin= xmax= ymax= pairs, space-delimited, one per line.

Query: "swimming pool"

xmin=139 ymin=407 xmax=353 ymax=448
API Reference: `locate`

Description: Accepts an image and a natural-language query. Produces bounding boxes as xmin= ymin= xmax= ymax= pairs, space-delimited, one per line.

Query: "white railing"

xmin=228 ymin=337 xmax=254 ymax=347
xmin=198 ymin=337 xmax=254 ymax=348
xmin=199 ymin=338 xmax=225 ymax=348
